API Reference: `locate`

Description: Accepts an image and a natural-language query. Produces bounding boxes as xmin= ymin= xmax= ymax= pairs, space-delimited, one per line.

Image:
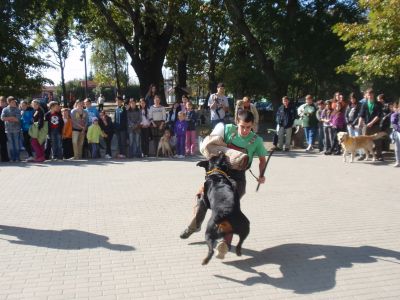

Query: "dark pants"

xmin=103 ymin=133 xmax=113 ymax=156
xmin=62 ymin=138 xmax=74 ymax=159
xmin=141 ymin=127 xmax=150 ymax=156
xmin=22 ymin=131 xmax=33 ymax=157
xmin=116 ymin=130 xmax=127 ymax=156
xmin=0 ymin=131 xmax=9 ymax=162
xmin=331 ymin=126 xmax=346 ymax=153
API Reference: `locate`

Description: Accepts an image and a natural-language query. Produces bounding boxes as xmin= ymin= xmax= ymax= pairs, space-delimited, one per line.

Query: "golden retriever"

xmin=157 ymin=129 xmax=173 ymax=157
xmin=337 ymin=131 xmax=386 ymax=163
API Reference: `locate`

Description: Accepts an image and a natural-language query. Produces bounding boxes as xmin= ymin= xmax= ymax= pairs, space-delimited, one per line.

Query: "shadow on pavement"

xmin=215 ymin=243 xmax=400 ymax=294
xmin=0 ymin=225 xmax=135 ymax=251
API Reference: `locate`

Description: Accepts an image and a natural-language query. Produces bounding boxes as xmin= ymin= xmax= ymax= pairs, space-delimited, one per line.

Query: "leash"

xmin=256 ymin=149 xmax=274 ymax=192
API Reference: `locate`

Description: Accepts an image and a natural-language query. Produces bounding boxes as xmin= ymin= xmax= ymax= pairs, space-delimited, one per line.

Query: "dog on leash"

xmin=197 ymin=152 xmax=250 ymax=265
xmin=337 ymin=131 xmax=386 ymax=163
xmin=157 ymin=129 xmax=173 ymax=157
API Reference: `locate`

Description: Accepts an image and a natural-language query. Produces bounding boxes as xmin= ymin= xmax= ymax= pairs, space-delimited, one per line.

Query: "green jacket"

xmin=87 ymin=124 xmax=103 ymax=143
xmin=28 ymin=121 xmax=48 ymax=145
xmin=302 ymin=104 xmax=318 ymax=128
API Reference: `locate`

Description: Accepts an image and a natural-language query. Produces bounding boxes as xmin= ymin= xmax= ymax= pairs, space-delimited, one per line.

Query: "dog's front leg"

xmin=342 ymin=151 xmax=347 ymax=163
xmin=350 ymin=151 xmax=355 ymax=163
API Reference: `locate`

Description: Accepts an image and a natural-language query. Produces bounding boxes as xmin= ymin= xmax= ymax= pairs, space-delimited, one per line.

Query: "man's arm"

xmin=258 ymin=156 xmax=266 ymax=184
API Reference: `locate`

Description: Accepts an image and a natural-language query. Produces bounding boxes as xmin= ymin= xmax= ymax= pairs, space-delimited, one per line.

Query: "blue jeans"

xmin=304 ymin=127 xmax=316 ymax=146
xmin=50 ymin=130 xmax=63 ymax=159
xmin=317 ymin=124 xmax=324 ymax=151
xmin=6 ymin=132 xmax=20 ymax=161
xmin=91 ymin=143 xmax=99 ymax=158
xmin=129 ymin=131 xmax=141 ymax=158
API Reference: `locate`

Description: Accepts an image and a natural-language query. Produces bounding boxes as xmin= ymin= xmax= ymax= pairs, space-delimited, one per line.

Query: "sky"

xmin=41 ymin=40 xmax=140 ymax=86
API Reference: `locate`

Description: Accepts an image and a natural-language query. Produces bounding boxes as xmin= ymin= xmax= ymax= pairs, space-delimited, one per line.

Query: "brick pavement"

xmin=0 ymin=150 xmax=399 ymax=300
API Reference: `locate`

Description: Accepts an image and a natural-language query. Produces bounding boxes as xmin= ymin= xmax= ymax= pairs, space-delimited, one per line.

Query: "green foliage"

xmin=333 ymin=0 xmax=400 ymax=80
xmin=90 ymin=39 xmax=129 ymax=89
xmin=0 ymin=1 xmax=50 ymax=97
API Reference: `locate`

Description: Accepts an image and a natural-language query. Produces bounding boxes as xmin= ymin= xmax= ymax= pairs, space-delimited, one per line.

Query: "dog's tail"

xmin=372 ymin=132 xmax=387 ymax=140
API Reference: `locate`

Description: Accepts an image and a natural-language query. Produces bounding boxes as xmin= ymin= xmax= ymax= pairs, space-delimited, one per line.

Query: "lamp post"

xmin=80 ymin=43 xmax=88 ymax=99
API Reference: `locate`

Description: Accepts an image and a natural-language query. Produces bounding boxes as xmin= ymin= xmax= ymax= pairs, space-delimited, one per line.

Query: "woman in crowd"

xmin=149 ymin=95 xmax=166 ymax=154
xmin=98 ymin=110 xmax=114 ymax=159
xmin=145 ymin=84 xmax=157 ymax=108
xmin=139 ymin=98 xmax=151 ymax=157
xmin=330 ymin=101 xmax=346 ymax=155
xmin=30 ymin=99 xmax=46 ymax=162
xmin=20 ymin=100 xmax=34 ymax=161
xmin=127 ymin=99 xmax=142 ymax=158
xmin=345 ymin=93 xmax=361 ymax=137
xmin=321 ymin=100 xmax=334 ymax=155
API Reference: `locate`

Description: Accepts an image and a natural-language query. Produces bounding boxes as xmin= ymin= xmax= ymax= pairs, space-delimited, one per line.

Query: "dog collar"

xmin=206 ymin=168 xmax=228 ymax=178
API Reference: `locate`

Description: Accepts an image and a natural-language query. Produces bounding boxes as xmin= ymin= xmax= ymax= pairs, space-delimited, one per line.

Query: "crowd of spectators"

xmin=274 ymin=89 xmax=400 ymax=167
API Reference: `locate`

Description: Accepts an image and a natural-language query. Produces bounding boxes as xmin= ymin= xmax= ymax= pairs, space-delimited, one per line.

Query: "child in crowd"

xmin=87 ymin=117 xmax=105 ymax=158
xmin=61 ymin=108 xmax=73 ymax=159
xmin=174 ymin=111 xmax=188 ymax=158
xmin=20 ymin=100 xmax=34 ymax=161
xmin=321 ymin=100 xmax=333 ymax=155
xmin=0 ymin=96 xmax=21 ymax=161
xmin=330 ymin=102 xmax=346 ymax=155
xmin=127 ymin=99 xmax=142 ymax=158
xmin=45 ymin=101 xmax=64 ymax=160
xmin=185 ymin=102 xmax=197 ymax=156
xmin=391 ymin=103 xmax=400 ymax=167
xmin=316 ymin=100 xmax=325 ymax=152
xmin=30 ymin=99 xmax=47 ymax=162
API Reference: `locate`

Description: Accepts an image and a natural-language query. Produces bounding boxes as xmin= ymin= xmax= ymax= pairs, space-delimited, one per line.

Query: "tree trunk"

xmin=111 ymin=44 xmax=121 ymax=96
xmin=176 ymin=53 xmax=188 ymax=102
xmin=60 ymin=67 xmax=67 ymax=107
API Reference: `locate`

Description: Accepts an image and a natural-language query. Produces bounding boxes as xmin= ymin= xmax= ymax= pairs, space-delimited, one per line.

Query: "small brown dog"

xmin=157 ymin=129 xmax=173 ymax=157
xmin=337 ymin=131 xmax=386 ymax=163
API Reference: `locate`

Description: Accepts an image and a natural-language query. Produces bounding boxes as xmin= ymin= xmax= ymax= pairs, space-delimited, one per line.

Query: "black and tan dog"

xmin=197 ymin=152 xmax=250 ymax=265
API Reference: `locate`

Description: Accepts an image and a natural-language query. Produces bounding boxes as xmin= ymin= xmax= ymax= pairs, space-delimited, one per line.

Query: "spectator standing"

xmin=145 ymin=84 xmax=157 ymax=108
xmin=45 ymin=101 xmax=64 ymax=160
xmin=390 ymin=103 xmax=400 ymax=167
xmin=275 ymin=96 xmax=297 ymax=151
xmin=174 ymin=111 xmax=188 ymax=158
xmin=29 ymin=100 xmax=47 ymax=162
xmin=71 ymin=100 xmax=88 ymax=159
xmin=114 ymin=96 xmax=128 ymax=158
xmin=377 ymin=94 xmax=392 ymax=151
xmin=84 ymin=99 xmax=99 ymax=125
xmin=97 ymin=94 xmax=105 ymax=111
xmin=0 ymin=96 xmax=10 ymax=162
xmin=139 ymin=98 xmax=151 ymax=157
xmin=167 ymin=102 xmax=181 ymax=134
xmin=127 ymin=99 xmax=142 ymax=158
xmin=316 ymin=100 xmax=326 ymax=152
xmin=20 ymin=100 xmax=34 ymax=161
xmin=180 ymin=95 xmax=189 ymax=114
xmin=149 ymin=95 xmax=166 ymax=153
xmin=86 ymin=117 xmax=104 ymax=158
xmin=98 ymin=110 xmax=113 ymax=159
xmin=330 ymin=102 xmax=347 ymax=155
xmin=345 ymin=93 xmax=361 ymax=137
xmin=301 ymin=95 xmax=318 ymax=151
xmin=185 ymin=102 xmax=197 ymax=155
xmin=61 ymin=108 xmax=73 ymax=159
xmin=321 ymin=100 xmax=334 ymax=155
xmin=358 ymin=88 xmax=384 ymax=161
xmin=235 ymin=96 xmax=259 ymax=132
xmin=208 ymin=82 xmax=229 ymax=129
xmin=0 ymin=96 xmax=21 ymax=161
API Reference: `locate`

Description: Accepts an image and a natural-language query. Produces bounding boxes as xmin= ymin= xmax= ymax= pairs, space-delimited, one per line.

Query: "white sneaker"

xmin=393 ymin=162 xmax=400 ymax=167
xmin=105 ymin=154 xmax=111 ymax=159
xmin=216 ymin=241 xmax=229 ymax=259
xmin=26 ymin=156 xmax=34 ymax=162
xmin=179 ymin=155 xmax=185 ymax=158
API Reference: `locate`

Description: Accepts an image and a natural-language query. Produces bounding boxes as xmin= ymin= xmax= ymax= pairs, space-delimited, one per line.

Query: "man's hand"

xmin=258 ymin=176 xmax=265 ymax=184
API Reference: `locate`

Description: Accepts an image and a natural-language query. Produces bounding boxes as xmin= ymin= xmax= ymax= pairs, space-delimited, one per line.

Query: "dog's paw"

xmin=202 ymin=257 xmax=210 ymax=265
xmin=236 ymin=247 xmax=242 ymax=257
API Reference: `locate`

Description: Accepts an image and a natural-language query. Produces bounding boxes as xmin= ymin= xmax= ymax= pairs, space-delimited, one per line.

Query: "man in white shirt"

xmin=208 ymin=82 xmax=229 ymax=128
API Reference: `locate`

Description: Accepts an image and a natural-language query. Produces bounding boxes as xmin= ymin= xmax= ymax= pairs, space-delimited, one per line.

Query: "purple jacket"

xmin=174 ymin=120 xmax=188 ymax=136
xmin=330 ymin=111 xmax=346 ymax=129
xmin=391 ymin=112 xmax=400 ymax=133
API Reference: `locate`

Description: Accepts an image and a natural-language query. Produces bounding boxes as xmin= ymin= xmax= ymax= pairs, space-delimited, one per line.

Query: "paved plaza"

xmin=0 ymin=149 xmax=399 ymax=300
